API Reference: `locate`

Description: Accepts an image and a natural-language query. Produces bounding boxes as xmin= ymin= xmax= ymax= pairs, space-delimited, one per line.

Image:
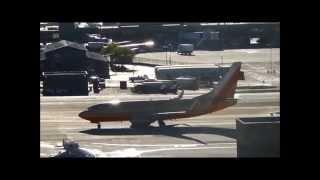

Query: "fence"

xmin=133 ymin=57 xmax=188 ymax=66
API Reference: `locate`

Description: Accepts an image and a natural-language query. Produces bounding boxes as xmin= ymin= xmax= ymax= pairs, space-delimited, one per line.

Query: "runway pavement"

xmin=40 ymin=91 xmax=279 ymax=158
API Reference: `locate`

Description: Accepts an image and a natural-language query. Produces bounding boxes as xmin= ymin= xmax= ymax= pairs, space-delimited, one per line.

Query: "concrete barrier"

xmin=236 ymin=117 xmax=280 ymax=157
xmin=235 ymin=88 xmax=280 ymax=93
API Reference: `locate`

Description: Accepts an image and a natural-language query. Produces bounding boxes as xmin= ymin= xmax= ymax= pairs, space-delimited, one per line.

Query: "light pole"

xmin=168 ymin=43 xmax=172 ymax=65
xmin=268 ymin=47 xmax=273 ymax=74
xmin=271 ymin=48 xmax=273 ymax=74
xmin=166 ymin=47 xmax=168 ymax=65
xmin=163 ymin=45 xmax=168 ymax=65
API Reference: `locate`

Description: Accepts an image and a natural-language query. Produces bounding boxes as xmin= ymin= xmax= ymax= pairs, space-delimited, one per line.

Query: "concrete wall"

xmin=42 ymin=71 xmax=89 ymax=96
xmin=236 ymin=117 xmax=280 ymax=157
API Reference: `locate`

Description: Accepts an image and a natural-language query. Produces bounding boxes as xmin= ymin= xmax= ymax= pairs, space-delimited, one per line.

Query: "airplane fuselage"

xmin=79 ymin=95 xmax=236 ymax=124
xmin=79 ymin=98 xmax=195 ymax=123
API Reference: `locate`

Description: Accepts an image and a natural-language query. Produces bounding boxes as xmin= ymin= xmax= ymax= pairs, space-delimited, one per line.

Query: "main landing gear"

xmin=129 ymin=120 xmax=167 ymax=129
xmin=130 ymin=122 xmax=151 ymax=129
xmin=97 ymin=122 xmax=101 ymax=129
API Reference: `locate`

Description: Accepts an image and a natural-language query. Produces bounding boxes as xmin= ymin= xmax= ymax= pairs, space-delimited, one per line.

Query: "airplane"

xmin=79 ymin=62 xmax=244 ymax=129
xmin=113 ymin=40 xmax=155 ymax=53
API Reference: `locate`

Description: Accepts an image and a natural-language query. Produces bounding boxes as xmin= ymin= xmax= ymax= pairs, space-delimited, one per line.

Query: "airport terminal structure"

xmin=40 ymin=22 xmax=280 ymax=158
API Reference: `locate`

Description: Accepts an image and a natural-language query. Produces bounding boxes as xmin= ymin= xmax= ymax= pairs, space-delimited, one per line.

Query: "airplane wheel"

xmin=97 ymin=123 xmax=101 ymax=129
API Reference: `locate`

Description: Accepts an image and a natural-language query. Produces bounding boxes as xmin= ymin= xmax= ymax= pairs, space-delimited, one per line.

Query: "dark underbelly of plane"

xmin=79 ymin=111 xmax=130 ymax=123
xmin=79 ymin=98 xmax=235 ymax=123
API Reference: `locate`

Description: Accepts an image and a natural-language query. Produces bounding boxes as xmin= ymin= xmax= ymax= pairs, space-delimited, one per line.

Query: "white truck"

xmin=177 ymin=44 xmax=194 ymax=55
xmin=86 ymin=42 xmax=105 ymax=51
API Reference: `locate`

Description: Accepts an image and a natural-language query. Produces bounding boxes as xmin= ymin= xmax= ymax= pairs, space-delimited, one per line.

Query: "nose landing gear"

xmin=158 ymin=120 xmax=166 ymax=127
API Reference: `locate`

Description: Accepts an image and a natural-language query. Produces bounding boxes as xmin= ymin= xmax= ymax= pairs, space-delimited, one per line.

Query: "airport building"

xmin=40 ymin=40 xmax=109 ymax=79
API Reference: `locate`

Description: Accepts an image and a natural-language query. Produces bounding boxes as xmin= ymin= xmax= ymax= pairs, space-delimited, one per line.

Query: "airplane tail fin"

xmin=189 ymin=62 xmax=244 ymax=114
xmin=195 ymin=62 xmax=243 ymax=100
xmin=214 ymin=62 xmax=243 ymax=99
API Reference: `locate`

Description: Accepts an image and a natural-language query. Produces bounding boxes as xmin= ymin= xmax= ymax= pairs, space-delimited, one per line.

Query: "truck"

xmin=177 ymin=44 xmax=194 ymax=55
xmin=175 ymin=76 xmax=199 ymax=90
xmin=86 ymin=42 xmax=105 ymax=52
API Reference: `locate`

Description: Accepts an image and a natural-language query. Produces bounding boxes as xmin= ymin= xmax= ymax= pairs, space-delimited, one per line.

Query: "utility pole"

xmin=169 ymin=43 xmax=172 ymax=65
xmin=270 ymin=47 xmax=273 ymax=74
xmin=163 ymin=45 xmax=168 ymax=65
xmin=169 ymin=45 xmax=172 ymax=65
xmin=166 ymin=47 xmax=168 ymax=65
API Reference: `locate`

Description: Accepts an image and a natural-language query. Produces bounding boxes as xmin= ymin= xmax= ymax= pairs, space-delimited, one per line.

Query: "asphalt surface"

xmin=40 ymin=91 xmax=279 ymax=158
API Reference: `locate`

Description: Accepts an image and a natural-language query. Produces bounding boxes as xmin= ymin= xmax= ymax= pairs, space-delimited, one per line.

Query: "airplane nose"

xmin=79 ymin=111 xmax=90 ymax=120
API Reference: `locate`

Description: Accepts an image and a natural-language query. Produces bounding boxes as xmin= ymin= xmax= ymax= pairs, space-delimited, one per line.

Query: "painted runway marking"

xmin=81 ymin=145 xmax=237 ymax=157
xmin=40 ymin=141 xmax=237 ymax=158
xmin=92 ymin=142 xmax=236 ymax=147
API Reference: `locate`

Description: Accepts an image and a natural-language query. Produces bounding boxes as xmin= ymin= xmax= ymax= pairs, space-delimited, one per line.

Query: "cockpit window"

xmin=88 ymin=104 xmax=106 ymax=111
xmin=88 ymin=102 xmax=119 ymax=111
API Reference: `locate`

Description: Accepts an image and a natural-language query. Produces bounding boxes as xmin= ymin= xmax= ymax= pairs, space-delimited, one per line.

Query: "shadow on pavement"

xmin=80 ymin=126 xmax=236 ymax=145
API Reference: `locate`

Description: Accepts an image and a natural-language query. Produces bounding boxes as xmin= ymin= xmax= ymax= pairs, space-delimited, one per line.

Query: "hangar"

xmin=40 ymin=40 xmax=109 ymax=79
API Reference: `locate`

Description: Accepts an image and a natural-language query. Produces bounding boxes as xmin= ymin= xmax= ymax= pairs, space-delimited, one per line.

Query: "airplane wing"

xmin=155 ymin=111 xmax=186 ymax=115
xmin=153 ymin=111 xmax=186 ymax=120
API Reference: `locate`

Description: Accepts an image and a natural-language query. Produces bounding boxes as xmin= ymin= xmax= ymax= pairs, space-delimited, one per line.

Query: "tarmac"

xmin=40 ymin=48 xmax=280 ymax=158
xmin=40 ymin=91 xmax=279 ymax=157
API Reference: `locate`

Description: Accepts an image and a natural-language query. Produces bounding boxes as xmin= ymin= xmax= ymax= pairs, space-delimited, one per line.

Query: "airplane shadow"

xmin=80 ymin=126 xmax=236 ymax=145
